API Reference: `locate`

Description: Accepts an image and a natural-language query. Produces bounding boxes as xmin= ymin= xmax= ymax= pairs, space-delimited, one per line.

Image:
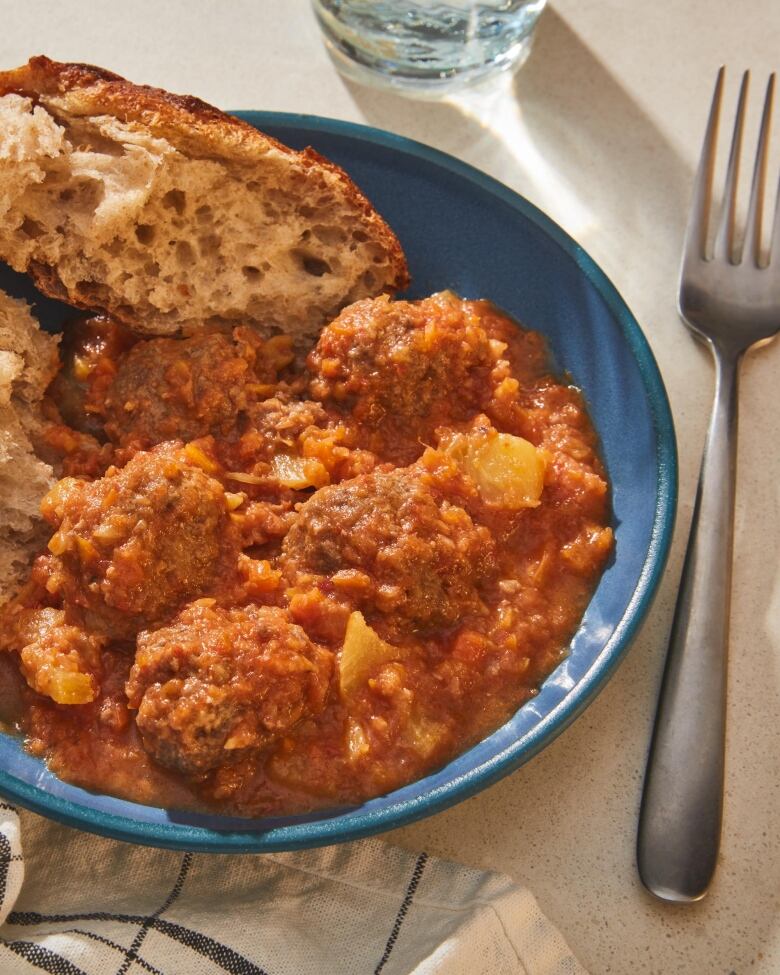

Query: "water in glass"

xmin=312 ymin=0 xmax=547 ymax=95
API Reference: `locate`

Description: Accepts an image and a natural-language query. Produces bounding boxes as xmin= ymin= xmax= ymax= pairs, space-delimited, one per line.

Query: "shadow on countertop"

xmin=334 ymin=8 xmax=690 ymax=275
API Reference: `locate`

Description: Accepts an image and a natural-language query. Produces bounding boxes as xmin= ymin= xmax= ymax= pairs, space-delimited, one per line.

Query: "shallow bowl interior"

xmin=0 ymin=114 xmax=677 ymax=851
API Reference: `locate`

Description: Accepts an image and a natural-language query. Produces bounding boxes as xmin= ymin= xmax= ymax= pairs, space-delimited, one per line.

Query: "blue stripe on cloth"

xmin=374 ymin=852 xmax=428 ymax=975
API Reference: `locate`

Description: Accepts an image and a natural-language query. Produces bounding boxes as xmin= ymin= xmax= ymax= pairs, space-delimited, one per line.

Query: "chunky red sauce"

xmin=1 ymin=292 xmax=613 ymax=816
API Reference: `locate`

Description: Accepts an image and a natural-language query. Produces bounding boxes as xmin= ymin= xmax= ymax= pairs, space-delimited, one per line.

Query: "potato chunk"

xmin=447 ymin=430 xmax=547 ymax=509
xmin=339 ymin=611 xmax=403 ymax=697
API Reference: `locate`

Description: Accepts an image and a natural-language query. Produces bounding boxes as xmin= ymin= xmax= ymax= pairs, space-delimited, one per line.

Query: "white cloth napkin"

xmin=0 ymin=805 xmax=587 ymax=975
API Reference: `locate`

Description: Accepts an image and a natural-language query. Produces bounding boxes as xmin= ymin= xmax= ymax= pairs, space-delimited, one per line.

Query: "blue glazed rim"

xmin=0 ymin=114 xmax=678 ymax=851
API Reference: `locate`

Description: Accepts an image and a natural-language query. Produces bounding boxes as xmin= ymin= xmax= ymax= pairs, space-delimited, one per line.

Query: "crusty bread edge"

xmin=0 ymin=290 xmax=59 ymax=609
xmin=0 ymin=56 xmax=410 ymax=321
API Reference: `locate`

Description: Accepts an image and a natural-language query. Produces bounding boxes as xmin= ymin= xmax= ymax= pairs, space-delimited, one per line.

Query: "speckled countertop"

xmin=1 ymin=2 xmax=779 ymax=972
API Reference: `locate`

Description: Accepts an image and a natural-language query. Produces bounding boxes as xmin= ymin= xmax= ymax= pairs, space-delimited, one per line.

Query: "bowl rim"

xmin=0 ymin=112 xmax=678 ymax=851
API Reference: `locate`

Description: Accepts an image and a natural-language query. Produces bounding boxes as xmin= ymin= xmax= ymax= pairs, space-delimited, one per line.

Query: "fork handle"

xmin=637 ymin=345 xmax=740 ymax=902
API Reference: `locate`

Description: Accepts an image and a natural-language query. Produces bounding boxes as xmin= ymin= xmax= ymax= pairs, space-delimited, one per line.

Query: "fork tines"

xmin=685 ymin=68 xmax=778 ymax=268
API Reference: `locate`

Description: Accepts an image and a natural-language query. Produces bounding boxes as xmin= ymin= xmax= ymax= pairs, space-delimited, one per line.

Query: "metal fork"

xmin=637 ymin=68 xmax=780 ymax=903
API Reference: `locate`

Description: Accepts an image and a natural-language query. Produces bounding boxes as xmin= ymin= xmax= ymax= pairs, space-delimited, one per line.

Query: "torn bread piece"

xmin=0 ymin=289 xmax=59 ymax=607
xmin=0 ymin=56 xmax=409 ymax=345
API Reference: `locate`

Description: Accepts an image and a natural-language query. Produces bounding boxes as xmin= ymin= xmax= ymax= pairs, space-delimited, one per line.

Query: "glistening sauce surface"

xmin=1 ymin=293 xmax=613 ymax=816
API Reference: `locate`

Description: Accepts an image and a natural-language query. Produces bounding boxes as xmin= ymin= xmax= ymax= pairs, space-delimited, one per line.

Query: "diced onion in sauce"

xmin=270 ymin=453 xmax=328 ymax=490
xmin=46 ymin=670 xmax=95 ymax=705
xmin=183 ymin=442 xmax=219 ymax=474
xmin=41 ymin=477 xmax=82 ymax=522
xmin=21 ymin=660 xmax=94 ymax=706
xmin=346 ymin=718 xmax=370 ymax=761
xmin=225 ymin=471 xmax=264 ymax=485
xmin=224 ymin=491 xmax=246 ymax=511
xmin=47 ymin=531 xmax=68 ymax=556
xmin=245 ymin=383 xmax=276 ymax=397
xmin=263 ymin=334 xmax=295 ymax=370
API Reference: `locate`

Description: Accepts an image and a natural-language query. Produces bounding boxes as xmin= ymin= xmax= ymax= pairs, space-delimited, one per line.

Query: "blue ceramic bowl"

xmin=0 ymin=114 xmax=677 ymax=851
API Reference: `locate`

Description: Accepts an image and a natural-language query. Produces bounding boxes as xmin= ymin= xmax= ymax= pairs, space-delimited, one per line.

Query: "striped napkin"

xmin=0 ymin=804 xmax=587 ymax=975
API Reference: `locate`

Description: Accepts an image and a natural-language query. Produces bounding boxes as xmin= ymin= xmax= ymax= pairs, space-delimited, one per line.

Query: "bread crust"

xmin=0 ymin=289 xmax=59 ymax=607
xmin=0 ymin=56 xmax=409 ymax=320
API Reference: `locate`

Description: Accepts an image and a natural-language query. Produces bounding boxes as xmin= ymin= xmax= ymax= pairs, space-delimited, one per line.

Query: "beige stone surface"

xmin=1 ymin=2 xmax=778 ymax=972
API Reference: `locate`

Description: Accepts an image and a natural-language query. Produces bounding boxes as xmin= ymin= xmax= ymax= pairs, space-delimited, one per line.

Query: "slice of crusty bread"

xmin=0 ymin=289 xmax=59 ymax=607
xmin=0 ymin=56 xmax=409 ymax=344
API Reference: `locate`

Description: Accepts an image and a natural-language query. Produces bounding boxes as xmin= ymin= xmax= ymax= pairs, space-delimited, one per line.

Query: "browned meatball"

xmin=41 ymin=445 xmax=238 ymax=638
xmin=99 ymin=327 xmax=289 ymax=447
xmin=281 ymin=467 xmax=496 ymax=635
xmin=307 ymin=292 xmax=503 ymax=464
xmin=126 ymin=603 xmax=333 ymax=774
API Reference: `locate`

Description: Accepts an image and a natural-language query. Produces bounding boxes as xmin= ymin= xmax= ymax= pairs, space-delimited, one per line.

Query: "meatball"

xmin=281 ymin=467 xmax=496 ymax=634
xmin=126 ymin=604 xmax=333 ymax=774
xmin=307 ymin=292 xmax=503 ymax=463
xmin=99 ymin=327 xmax=290 ymax=447
xmin=42 ymin=445 xmax=238 ymax=638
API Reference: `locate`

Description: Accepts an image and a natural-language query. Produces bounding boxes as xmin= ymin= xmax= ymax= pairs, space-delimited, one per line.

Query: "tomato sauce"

xmin=1 ymin=292 xmax=613 ymax=816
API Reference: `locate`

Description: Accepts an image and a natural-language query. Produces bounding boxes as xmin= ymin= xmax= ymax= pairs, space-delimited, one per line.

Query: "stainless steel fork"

xmin=637 ymin=68 xmax=780 ymax=903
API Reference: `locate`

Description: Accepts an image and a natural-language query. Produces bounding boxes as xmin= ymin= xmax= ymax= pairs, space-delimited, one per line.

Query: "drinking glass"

xmin=311 ymin=0 xmax=547 ymax=96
